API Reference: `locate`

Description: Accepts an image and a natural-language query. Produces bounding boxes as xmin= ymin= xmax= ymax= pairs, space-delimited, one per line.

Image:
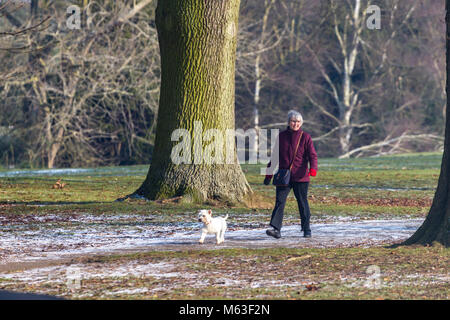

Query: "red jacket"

xmin=266 ymin=127 xmax=318 ymax=183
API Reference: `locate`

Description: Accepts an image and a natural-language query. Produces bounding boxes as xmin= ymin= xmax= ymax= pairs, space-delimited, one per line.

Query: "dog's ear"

xmin=208 ymin=209 xmax=212 ymax=215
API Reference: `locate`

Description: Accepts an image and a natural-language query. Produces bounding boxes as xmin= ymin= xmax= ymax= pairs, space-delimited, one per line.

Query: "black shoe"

xmin=266 ymin=228 xmax=281 ymax=239
xmin=303 ymin=231 xmax=311 ymax=238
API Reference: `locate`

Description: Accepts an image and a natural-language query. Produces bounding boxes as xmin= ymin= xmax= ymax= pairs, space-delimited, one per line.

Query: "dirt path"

xmin=0 ymin=218 xmax=423 ymax=272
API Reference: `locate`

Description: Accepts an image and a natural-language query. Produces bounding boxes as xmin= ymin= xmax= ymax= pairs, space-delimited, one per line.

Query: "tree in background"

xmin=235 ymin=0 xmax=282 ymax=156
xmin=292 ymin=0 xmax=443 ymax=157
xmin=0 ymin=0 xmax=50 ymax=167
xmin=402 ymin=0 xmax=449 ymax=247
xmin=0 ymin=0 xmax=159 ymax=168
xmin=235 ymin=0 xmax=445 ymax=158
xmin=0 ymin=0 xmax=446 ymax=167
xmin=135 ymin=0 xmax=252 ymax=203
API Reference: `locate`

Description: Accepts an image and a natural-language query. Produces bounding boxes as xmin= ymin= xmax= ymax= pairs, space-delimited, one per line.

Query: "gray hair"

xmin=287 ymin=110 xmax=303 ymax=125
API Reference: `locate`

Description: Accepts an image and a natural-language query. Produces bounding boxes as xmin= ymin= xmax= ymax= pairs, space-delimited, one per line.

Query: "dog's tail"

xmin=224 ymin=214 xmax=229 ymax=220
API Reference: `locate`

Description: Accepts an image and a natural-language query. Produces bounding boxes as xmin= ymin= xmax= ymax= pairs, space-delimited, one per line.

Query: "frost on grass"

xmin=0 ymin=213 xmax=431 ymax=299
xmin=0 ymin=214 xmax=423 ymax=266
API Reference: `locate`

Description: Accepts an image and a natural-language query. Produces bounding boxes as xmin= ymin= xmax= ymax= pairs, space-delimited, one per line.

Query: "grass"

xmin=0 ymin=152 xmax=448 ymax=300
xmin=0 ymin=163 xmax=439 ymax=219
xmin=0 ymin=246 xmax=447 ymax=299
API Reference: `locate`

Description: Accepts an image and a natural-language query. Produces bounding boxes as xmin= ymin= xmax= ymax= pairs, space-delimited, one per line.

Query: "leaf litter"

xmin=0 ymin=212 xmax=447 ymax=299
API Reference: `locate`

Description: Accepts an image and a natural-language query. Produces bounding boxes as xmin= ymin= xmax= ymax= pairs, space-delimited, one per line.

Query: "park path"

xmin=0 ymin=217 xmax=423 ymax=272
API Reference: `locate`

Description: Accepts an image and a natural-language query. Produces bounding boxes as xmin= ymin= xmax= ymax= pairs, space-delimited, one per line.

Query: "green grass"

xmin=1 ymin=246 xmax=447 ymax=300
xmin=0 ymin=154 xmax=439 ymax=220
xmin=0 ymin=153 xmax=446 ymax=300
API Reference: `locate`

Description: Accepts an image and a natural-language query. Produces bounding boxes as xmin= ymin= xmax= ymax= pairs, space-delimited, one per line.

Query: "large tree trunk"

xmin=135 ymin=0 xmax=252 ymax=203
xmin=402 ymin=1 xmax=450 ymax=247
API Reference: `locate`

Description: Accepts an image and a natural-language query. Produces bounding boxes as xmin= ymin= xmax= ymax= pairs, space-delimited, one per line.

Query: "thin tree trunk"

xmin=31 ymin=0 xmax=39 ymax=20
xmin=338 ymin=0 xmax=362 ymax=156
xmin=252 ymin=0 xmax=276 ymax=161
xmin=135 ymin=0 xmax=252 ymax=203
xmin=402 ymin=0 xmax=450 ymax=247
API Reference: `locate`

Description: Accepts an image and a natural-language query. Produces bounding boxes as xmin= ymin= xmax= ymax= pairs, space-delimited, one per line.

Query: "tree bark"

xmin=402 ymin=0 xmax=450 ymax=247
xmin=135 ymin=0 xmax=252 ymax=203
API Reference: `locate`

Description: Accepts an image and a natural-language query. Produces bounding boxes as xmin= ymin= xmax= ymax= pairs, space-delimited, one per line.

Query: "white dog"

xmin=197 ymin=209 xmax=228 ymax=244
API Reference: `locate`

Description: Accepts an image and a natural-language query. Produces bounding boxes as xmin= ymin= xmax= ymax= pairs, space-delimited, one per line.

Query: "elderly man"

xmin=264 ymin=110 xmax=318 ymax=238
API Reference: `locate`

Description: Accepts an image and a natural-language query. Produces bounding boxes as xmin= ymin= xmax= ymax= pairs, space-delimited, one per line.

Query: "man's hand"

xmin=263 ymin=177 xmax=272 ymax=185
xmin=309 ymin=169 xmax=317 ymax=177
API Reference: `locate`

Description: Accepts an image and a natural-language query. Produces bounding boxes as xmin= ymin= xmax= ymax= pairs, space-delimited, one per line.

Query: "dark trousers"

xmin=270 ymin=181 xmax=311 ymax=232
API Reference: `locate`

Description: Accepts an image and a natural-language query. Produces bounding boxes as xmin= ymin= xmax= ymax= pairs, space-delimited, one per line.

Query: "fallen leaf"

xmin=305 ymin=284 xmax=319 ymax=291
xmin=287 ymin=255 xmax=312 ymax=262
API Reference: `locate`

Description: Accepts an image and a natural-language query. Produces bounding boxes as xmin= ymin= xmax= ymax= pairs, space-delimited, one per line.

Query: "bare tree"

xmin=1 ymin=0 xmax=160 ymax=168
xmin=401 ymin=0 xmax=449 ymax=247
xmin=236 ymin=0 xmax=285 ymax=157
xmin=284 ymin=0 xmax=445 ymax=158
xmin=135 ymin=0 xmax=252 ymax=204
xmin=1 ymin=0 xmax=446 ymax=166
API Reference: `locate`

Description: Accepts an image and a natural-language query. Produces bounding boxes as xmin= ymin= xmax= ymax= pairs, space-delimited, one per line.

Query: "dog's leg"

xmin=199 ymin=230 xmax=207 ymax=244
xmin=216 ymin=232 xmax=221 ymax=245
xmin=218 ymin=229 xmax=224 ymax=244
xmin=221 ymin=223 xmax=227 ymax=244
xmin=217 ymin=228 xmax=225 ymax=244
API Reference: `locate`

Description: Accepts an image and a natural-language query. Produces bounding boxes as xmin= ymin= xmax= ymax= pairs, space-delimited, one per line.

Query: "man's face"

xmin=289 ymin=118 xmax=302 ymax=131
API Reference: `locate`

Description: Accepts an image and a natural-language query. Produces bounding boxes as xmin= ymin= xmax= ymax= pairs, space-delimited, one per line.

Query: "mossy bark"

xmin=402 ymin=2 xmax=450 ymax=247
xmin=135 ymin=0 xmax=252 ymax=203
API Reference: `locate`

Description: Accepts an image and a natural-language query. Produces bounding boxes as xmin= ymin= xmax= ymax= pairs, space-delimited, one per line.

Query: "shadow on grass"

xmin=0 ymin=200 xmax=112 ymax=206
xmin=0 ymin=290 xmax=64 ymax=300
